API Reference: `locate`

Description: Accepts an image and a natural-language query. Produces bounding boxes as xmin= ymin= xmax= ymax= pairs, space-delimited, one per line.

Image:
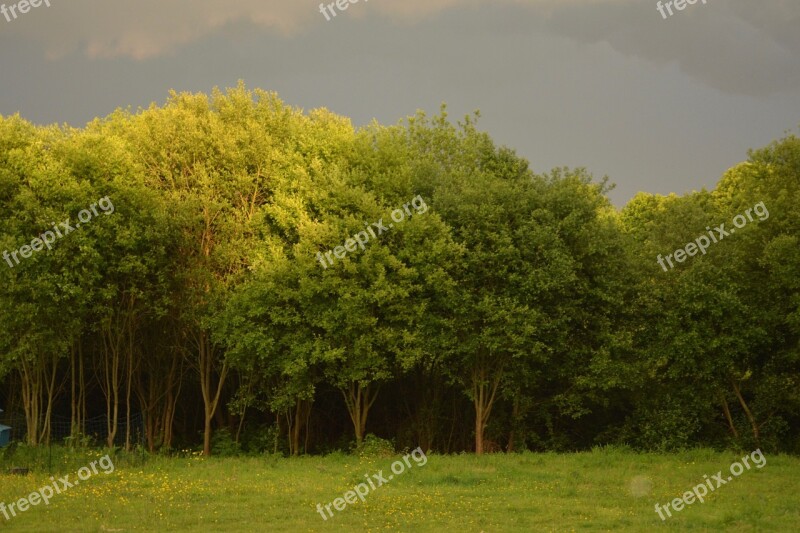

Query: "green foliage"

xmin=0 ymin=443 xmax=148 ymax=474
xmin=238 ymin=423 xmax=281 ymax=455
xmin=620 ymin=393 xmax=706 ymax=452
xmin=352 ymin=433 xmax=395 ymax=458
xmin=63 ymin=432 xmax=94 ymax=449
xmin=209 ymin=428 xmax=241 ymax=457
xmin=0 ymin=88 xmax=798 ymax=457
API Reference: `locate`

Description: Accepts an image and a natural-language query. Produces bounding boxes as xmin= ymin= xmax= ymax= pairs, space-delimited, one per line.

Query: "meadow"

xmin=1 ymin=447 xmax=798 ymax=532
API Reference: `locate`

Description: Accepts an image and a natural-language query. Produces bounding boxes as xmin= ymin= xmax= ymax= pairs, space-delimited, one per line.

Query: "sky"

xmin=0 ymin=0 xmax=798 ymax=206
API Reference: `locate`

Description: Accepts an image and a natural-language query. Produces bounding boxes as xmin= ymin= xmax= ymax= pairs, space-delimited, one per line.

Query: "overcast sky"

xmin=1 ymin=0 xmax=798 ymax=205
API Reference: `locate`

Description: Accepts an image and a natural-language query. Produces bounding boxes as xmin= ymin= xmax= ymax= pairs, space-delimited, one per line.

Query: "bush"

xmin=210 ymin=428 xmax=241 ymax=457
xmin=620 ymin=393 xmax=703 ymax=451
xmin=352 ymin=434 xmax=395 ymax=458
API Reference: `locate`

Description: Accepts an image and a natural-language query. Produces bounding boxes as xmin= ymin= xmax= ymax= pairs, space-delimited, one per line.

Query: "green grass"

xmin=1 ymin=447 xmax=798 ymax=532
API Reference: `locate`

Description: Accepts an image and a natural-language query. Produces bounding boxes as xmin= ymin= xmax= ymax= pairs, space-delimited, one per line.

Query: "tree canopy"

xmin=1 ymin=84 xmax=798 ymax=455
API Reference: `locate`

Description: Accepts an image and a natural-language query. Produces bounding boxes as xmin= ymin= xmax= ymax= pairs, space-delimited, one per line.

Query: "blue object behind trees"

xmin=0 ymin=407 xmax=10 ymax=447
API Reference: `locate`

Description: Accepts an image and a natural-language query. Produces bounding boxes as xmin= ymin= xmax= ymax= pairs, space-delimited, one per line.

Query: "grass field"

xmin=0 ymin=447 xmax=798 ymax=532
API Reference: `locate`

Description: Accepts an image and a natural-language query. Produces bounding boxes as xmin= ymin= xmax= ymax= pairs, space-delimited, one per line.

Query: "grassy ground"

xmin=0 ymin=446 xmax=798 ymax=532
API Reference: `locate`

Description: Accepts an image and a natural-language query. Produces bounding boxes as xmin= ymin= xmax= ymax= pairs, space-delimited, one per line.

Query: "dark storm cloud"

xmin=0 ymin=1 xmax=797 ymax=206
xmin=542 ymin=0 xmax=800 ymax=96
xmin=2 ymin=1 xmax=797 ymax=95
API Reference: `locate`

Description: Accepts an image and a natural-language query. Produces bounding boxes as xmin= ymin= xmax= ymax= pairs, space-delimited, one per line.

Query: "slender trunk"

xmin=100 ymin=294 xmax=138 ymax=449
xmin=70 ymin=344 xmax=78 ymax=442
xmin=198 ymin=331 xmax=229 ymax=456
xmin=507 ymin=396 xmax=520 ymax=453
xmin=285 ymin=402 xmax=301 ymax=456
xmin=101 ymin=316 xmax=123 ymax=448
xmin=144 ymin=386 xmax=155 ymax=452
xmin=39 ymin=353 xmax=58 ymax=445
xmin=164 ymin=353 xmax=183 ymax=450
xmin=475 ymin=402 xmax=484 ymax=455
xmin=104 ymin=334 xmax=121 ymax=448
xmin=288 ymin=399 xmax=312 ymax=456
xmin=446 ymin=394 xmax=458 ymax=454
xmin=284 ymin=409 xmax=294 ymax=455
xmin=79 ymin=348 xmax=86 ymax=437
xmin=203 ymin=415 xmax=212 ymax=456
xmin=342 ymin=383 xmax=379 ymax=447
xmin=731 ymin=377 xmax=759 ymax=444
xmin=719 ymin=390 xmax=739 ymax=438
xmin=135 ymin=369 xmax=155 ymax=452
xmin=167 ymin=385 xmax=180 ymax=448
xmin=273 ymin=413 xmax=280 ymax=455
xmin=162 ymin=394 xmax=172 ymax=450
xmin=19 ymin=358 xmax=40 ymax=445
xmin=214 ymin=401 xmax=227 ymax=429
xmin=235 ymin=407 xmax=247 ymax=444
xmin=69 ymin=343 xmax=86 ymax=442
xmin=472 ymin=364 xmax=503 ymax=455
xmin=70 ymin=343 xmax=86 ymax=441
xmin=18 ymin=353 xmax=60 ymax=446
xmin=292 ymin=402 xmax=301 ymax=456
xmin=125 ymin=327 xmax=134 ymax=451
xmin=304 ymin=400 xmax=312 ymax=455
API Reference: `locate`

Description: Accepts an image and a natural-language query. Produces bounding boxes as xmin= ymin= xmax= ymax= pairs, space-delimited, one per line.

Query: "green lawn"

xmin=0 ymin=447 xmax=797 ymax=532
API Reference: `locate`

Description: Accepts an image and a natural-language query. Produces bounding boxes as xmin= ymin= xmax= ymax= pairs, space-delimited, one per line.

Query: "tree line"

xmin=1 ymin=84 xmax=798 ymax=455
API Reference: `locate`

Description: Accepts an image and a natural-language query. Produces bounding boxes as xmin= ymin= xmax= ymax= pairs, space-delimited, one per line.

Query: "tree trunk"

xmin=304 ymin=400 xmax=312 ymax=455
xmin=287 ymin=399 xmax=312 ymax=456
xmin=19 ymin=357 xmax=41 ymax=445
xmin=472 ymin=365 xmax=503 ymax=455
xmin=125 ymin=325 xmax=135 ymax=451
xmin=70 ymin=344 xmax=78 ymax=443
xmin=163 ymin=353 xmax=183 ymax=450
xmin=719 ymin=389 xmax=739 ymax=438
xmin=102 ymin=323 xmax=121 ymax=448
xmin=475 ymin=403 xmax=485 ymax=455
xmin=731 ymin=377 xmax=759 ymax=444
xmin=342 ymin=382 xmax=379 ymax=447
xmin=507 ymin=396 xmax=520 ymax=453
xmin=70 ymin=342 xmax=86 ymax=442
xmin=38 ymin=353 xmax=58 ymax=446
xmin=18 ymin=353 xmax=59 ymax=446
xmin=197 ymin=331 xmax=228 ymax=456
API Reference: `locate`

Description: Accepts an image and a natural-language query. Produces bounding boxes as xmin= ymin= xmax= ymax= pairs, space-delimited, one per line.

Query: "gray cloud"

xmin=541 ymin=0 xmax=800 ymax=96
xmin=0 ymin=1 xmax=626 ymax=61
xmin=3 ymin=1 xmax=798 ymax=95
